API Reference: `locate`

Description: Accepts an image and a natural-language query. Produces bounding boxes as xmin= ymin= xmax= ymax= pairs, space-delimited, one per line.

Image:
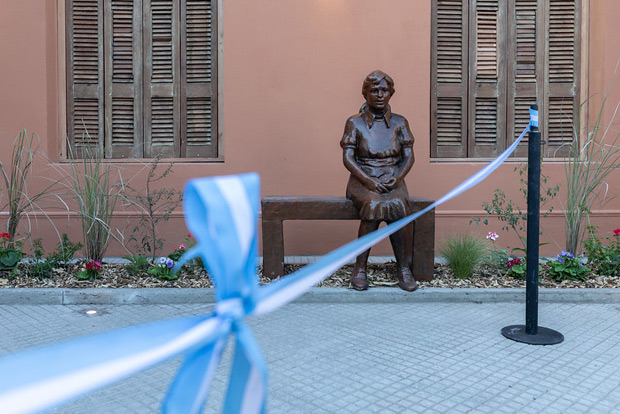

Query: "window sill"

xmin=430 ymin=157 xmax=567 ymax=164
xmin=54 ymin=156 xmax=225 ymax=164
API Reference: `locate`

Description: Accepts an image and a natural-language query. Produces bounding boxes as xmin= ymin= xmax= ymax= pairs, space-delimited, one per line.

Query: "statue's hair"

xmin=362 ymin=70 xmax=395 ymax=97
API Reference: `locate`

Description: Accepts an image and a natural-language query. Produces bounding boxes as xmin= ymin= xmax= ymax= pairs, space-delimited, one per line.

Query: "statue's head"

xmin=362 ymin=70 xmax=395 ymax=112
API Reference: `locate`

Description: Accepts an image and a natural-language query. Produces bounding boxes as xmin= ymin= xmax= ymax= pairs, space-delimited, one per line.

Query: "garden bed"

xmin=1 ymin=262 xmax=619 ymax=289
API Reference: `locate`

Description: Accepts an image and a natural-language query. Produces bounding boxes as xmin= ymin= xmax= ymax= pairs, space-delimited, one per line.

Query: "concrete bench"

xmin=261 ymin=196 xmax=435 ymax=281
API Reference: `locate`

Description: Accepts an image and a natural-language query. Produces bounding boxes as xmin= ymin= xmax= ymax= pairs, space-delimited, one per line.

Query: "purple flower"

xmin=556 ymin=255 xmax=564 ymax=264
xmin=157 ymin=257 xmax=174 ymax=268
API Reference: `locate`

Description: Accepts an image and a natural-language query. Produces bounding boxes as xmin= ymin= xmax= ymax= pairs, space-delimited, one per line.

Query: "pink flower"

xmin=614 ymin=228 xmax=620 ymax=237
xmin=506 ymin=258 xmax=522 ymax=269
xmin=486 ymin=232 xmax=499 ymax=241
xmin=86 ymin=260 xmax=102 ymax=272
xmin=178 ymin=244 xmax=186 ymax=250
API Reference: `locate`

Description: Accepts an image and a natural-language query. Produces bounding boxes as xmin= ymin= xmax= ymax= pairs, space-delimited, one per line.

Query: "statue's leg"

xmin=350 ymin=220 xmax=380 ymax=291
xmin=389 ymin=226 xmax=418 ymax=292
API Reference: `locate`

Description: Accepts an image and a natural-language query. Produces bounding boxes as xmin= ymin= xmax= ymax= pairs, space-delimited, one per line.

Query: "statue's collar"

xmin=360 ymin=104 xmax=391 ymax=129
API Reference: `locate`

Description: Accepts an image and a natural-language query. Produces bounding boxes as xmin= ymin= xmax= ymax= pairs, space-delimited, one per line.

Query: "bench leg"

xmin=404 ymin=221 xmax=414 ymax=272
xmin=412 ymin=209 xmax=435 ymax=281
xmin=262 ymin=219 xmax=284 ymax=279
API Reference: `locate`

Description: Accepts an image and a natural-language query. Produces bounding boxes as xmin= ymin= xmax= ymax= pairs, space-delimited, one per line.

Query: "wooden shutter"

xmin=67 ymin=0 xmax=104 ymax=158
xmin=104 ymin=0 xmax=144 ymax=158
xmin=431 ymin=0 xmax=469 ymax=158
xmin=468 ymin=0 xmax=507 ymax=158
xmin=144 ymin=0 xmax=180 ymax=158
xmin=180 ymin=0 xmax=218 ymax=158
xmin=506 ymin=0 xmax=544 ymax=158
xmin=543 ymin=0 xmax=580 ymax=157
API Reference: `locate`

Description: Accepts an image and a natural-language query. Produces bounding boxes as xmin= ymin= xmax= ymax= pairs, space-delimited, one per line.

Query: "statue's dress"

xmin=340 ymin=104 xmax=415 ymax=222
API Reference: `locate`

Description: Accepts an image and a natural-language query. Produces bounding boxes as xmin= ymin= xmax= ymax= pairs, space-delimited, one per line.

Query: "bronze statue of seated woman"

xmin=340 ymin=70 xmax=417 ymax=292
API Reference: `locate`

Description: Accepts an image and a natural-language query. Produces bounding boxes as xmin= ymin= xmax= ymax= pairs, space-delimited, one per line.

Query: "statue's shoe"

xmin=398 ymin=266 xmax=418 ymax=292
xmin=350 ymin=269 xmax=369 ymax=291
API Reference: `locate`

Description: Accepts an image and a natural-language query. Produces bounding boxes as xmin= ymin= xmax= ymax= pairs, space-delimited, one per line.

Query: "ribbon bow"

xmin=0 ymin=111 xmax=538 ymax=413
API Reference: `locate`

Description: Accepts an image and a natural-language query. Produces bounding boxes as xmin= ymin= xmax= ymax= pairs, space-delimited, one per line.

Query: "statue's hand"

xmin=366 ymin=178 xmax=389 ymax=194
xmin=383 ymin=177 xmax=398 ymax=190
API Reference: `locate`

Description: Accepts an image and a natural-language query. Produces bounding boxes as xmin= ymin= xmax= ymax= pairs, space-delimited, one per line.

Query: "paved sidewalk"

xmin=2 ymin=290 xmax=620 ymax=413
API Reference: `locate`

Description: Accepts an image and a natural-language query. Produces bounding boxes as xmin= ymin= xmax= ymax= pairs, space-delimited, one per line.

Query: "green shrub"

xmin=470 ymin=163 xmax=558 ymax=252
xmin=123 ymin=254 xmax=150 ymax=276
xmin=24 ymin=235 xmax=82 ymax=278
xmin=121 ymin=155 xmax=182 ymax=262
xmin=583 ymin=226 xmax=620 ymax=276
xmin=47 ymin=233 xmax=82 ymax=267
xmin=440 ymin=233 xmax=488 ymax=279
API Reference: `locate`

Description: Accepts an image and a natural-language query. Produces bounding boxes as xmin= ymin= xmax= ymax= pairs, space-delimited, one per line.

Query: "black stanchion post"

xmin=525 ymin=106 xmax=541 ymax=335
xmin=501 ymin=104 xmax=564 ymax=345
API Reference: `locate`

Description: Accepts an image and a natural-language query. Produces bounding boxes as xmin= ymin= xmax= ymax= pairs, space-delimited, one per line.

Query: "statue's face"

xmin=365 ymin=79 xmax=391 ymax=111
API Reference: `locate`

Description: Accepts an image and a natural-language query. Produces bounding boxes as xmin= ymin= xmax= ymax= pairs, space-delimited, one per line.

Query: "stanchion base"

xmin=501 ymin=325 xmax=564 ymax=345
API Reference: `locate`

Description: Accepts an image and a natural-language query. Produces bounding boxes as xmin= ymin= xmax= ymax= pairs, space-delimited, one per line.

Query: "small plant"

xmin=471 ymin=163 xmax=558 ymax=250
xmin=25 ymin=238 xmax=54 ymax=278
xmin=440 ymin=233 xmax=488 ymax=279
xmin=76 ymin=259 xmax=103 ymax=280
xmin=24 ymin=234 xmax=82 ymax=278
xmin=147 ymin=257 xmax=178 ymax=280
xmin=505 ymin=257 xmax=525 ymax=278
xmin=583 ymin=226 xmax=620 ymax=276
xmin=47 ymin=233 xmax=82 ymax=267
xmin=123 ymin=254 xmax=150 ymax=276
xmin=167 ymin=243 xmax=187 ymax=262
xmin=545 ymin=251 xmax=590 ymax=282
xmin=121 ymin=155 xmax=182 ymax=262
xmin=484 ymin=231 xmax=509 ymax=269
xmin=167 ymin=233 xmax=203 ymax=270
xmin=0 ymin=232 xmax=22 ymax=271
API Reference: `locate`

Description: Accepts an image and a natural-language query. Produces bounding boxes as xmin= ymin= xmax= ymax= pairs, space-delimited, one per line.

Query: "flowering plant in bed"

xmin=0 ymin=232 xmax=22 ymax=271
xmin=485 ymin=231 xmax=510 ymax=269
xmin=147 ymin=257 xmax=178 ymax=280
xmin=583 ymin=226 xmax=620 ymax=277
xmin=167 ymin=234 xmax=203 ymax=271
xmin=76 ymin=260 xmax=103 ymax=280
xmin=545 ymin=251 xmax=590 ymax=282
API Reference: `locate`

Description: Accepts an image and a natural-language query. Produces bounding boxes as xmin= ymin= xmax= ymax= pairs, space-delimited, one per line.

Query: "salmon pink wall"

xmin=0 ymin=1 xmax=619 ymax=258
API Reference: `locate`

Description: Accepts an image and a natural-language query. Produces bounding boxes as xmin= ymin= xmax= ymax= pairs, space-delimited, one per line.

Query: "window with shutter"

xmin=66 ymin=0 xmax=219 ymax=160
xmin=431 ymin=0 xmax=581 ymax=159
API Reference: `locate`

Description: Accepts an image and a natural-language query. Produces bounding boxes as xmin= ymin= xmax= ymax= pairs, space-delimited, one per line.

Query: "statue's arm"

xmin=385 ymin=120 xmax=415 ymax=190
xmin=396 ymin=146 xmax=415 ymax=182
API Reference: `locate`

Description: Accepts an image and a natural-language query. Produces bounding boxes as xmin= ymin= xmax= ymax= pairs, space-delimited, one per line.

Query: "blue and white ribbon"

xmin=0 ymin=111 xmax=537 ymax=413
